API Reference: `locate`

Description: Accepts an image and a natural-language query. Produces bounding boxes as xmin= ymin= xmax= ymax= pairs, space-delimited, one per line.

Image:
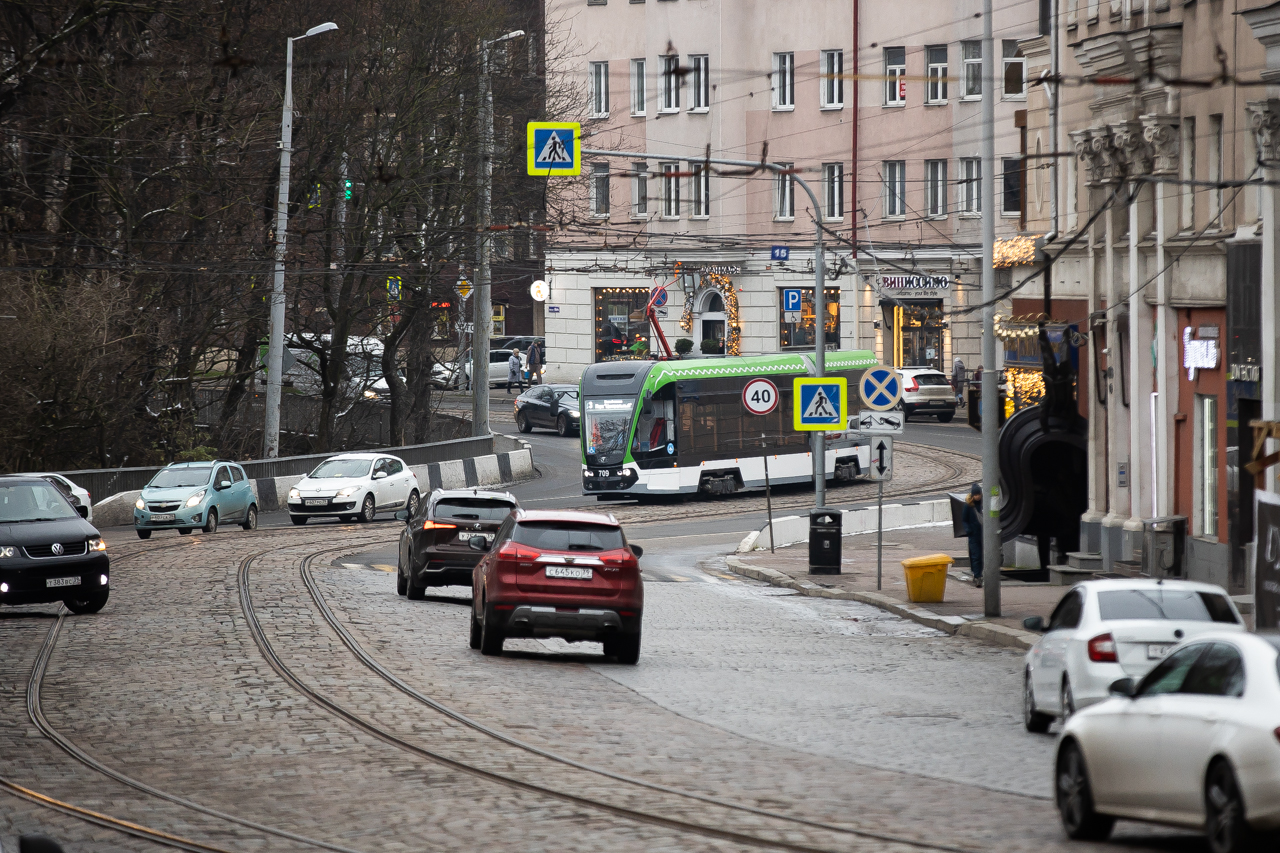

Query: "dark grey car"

xmin=514 ymin=384 xmax=580 ymax=436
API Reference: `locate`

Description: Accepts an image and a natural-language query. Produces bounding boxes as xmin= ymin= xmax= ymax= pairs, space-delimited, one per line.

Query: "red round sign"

xmin=742 ymin=378 xmax=779 ymax=415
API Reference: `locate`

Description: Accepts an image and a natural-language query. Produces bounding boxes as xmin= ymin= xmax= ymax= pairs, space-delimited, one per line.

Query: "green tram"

xmin=579 ymin=351 xmax=878 ymax=498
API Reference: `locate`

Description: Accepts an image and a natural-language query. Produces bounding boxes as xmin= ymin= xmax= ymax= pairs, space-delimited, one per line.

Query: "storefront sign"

xmin=1183 ymin=326 xmax=1220 ymax=380
xmin=880 ymin=274 xmax=951 ymax=291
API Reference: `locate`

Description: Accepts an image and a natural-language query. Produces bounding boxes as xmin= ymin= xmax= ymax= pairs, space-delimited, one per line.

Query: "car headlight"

xmin=0 ymin=546 xmax=15 ymax=558
xmin=185 ymin=489 xmax=207 ymax=508
xmin=135 ymin=497 xmax=145 ymax=510
xmin=289 ymin=488 xmax=300 ymax=500
xmin=88 ymin=536 xmax=106 ymax=552
xmin=336 ymin=486 xmax=360 ymax=498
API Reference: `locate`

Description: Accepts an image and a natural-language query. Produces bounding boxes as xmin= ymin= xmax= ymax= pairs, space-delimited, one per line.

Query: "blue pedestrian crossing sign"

xmin=859 ymin=365 xmax=903 ymax=411
xmin=526 ymin=122 xmax=581 ymax=176
xmin=793 ymin=377 xmax=848 ymax=431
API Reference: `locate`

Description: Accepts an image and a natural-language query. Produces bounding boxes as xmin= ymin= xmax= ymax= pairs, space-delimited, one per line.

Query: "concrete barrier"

xmin=737 ymin=499 xmax=952 ymax=553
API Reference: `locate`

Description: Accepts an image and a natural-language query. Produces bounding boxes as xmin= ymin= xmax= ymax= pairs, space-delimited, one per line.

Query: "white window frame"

xmin=925 ymin=159 xmax=947 ymax=217
xmin=884 ymin=46 xmax=905 ymax=106
xmin=631 ymin=162 xmax=649 ymax=219
xmin=883 ymin=160 xmax=906 ymax=218
xmin=630 ymin=58 xmax=646 ymax=116
xmin=772 ymin=52 xmax=795 ymax=110
xmin=820 ymin=49 xmax=844 ymax=109
xmin=690 ymin=54 xmax=710 ymax=112
xmin=661 ymin=54 xmax=680 ymax=112
xmin=661 ymin=162 xmax=680 ymax=219
xmin=1181 ymin=116 xmax=1196 ymax=231
xmin=588 ymin=61 xmax=610 ymax=118
xmin=689 ymin=163 xmax=710 ymax=217
xmin=775 ymin=165 xmax=795 ymax=220
xmin=962 ymin=41 xmax=981 ymax=99
xmin=1209 ymin=113 xmax=1223 ymax=223
xmin=1001 ymin=156 xmax=1022 ymax=217
xmin=1002 ymin=40 xmax=1025 ymax=100
xmin=590 ymin=163 xmax=610 ymax=219
xmin=959 ymin=157 xmax=981 ymax=215
xmin=1194 ymin=393 xmax=1219 ymax=539
xmin=925 ymin=45 xmax=947 ymax=104
xmin=823 ymin=163 xmax=844 ymax=221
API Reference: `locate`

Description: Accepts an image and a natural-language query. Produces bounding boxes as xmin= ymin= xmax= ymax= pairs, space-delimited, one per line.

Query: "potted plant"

xmin=674 ymin=338 xmax=694 ymax=357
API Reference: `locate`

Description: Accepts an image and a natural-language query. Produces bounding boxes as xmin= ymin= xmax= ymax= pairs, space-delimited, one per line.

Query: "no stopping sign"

xmin=742 ymin=378 xmax=779 ymax=415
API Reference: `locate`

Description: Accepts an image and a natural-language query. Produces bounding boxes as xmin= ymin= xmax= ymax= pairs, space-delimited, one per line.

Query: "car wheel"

xmin=203 ymin=508 xmax=218 ymax=535
xmin=1024 ymin=670 xmax=1052 ymax=733
xmin=64 ymin=588 xmax=109 ymax=615
xmin=178 ymin=528 xmax=193 ymax=535
xmin=136 ymin=529 xmax=151 ymax=540
xmin=557 ymin=414 xmax=572 ymax=437
xmin=290 ymin=515 xmax=308 ymax=526
xmin=937 ymin=413 xmax=954 ymax=423
xmin=405 ymin=490 xmax=421 ymax=518
xmin=1055 ymin=740 xmax=1114 ymax=841
xmin=516 ymin=411 xmax=533 ymax=433
xmin=406 ymin=569 xmax=426 ymax=601
xmin=396 ymin=568 xmax=407 ymax=596
xmin=359 ymin=494 xmax=375 ymax=523
xmin=469 ymin=605 xmax=482 ymax=650
xmin=603 ymin=631 xmax=641 ymax=664
xmin=480 ymin=602 xmax=504 ymax=656
xmin=241 ymin=504 xmax=258 ymax=531
xmin=1206 ymin=760 xmax=1257 ymax=853
xmin=1060 ymin=677 xmax=1076 ymax=720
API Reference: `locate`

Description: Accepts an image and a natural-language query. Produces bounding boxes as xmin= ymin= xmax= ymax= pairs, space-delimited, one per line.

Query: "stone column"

xmin=1250 ymin=100 xmax=1280 ymax=495
xmin=1073 ymin=128 xmax=1107 ymax=550
xmin=1143 ymin=114 xmax=1180 ymax=516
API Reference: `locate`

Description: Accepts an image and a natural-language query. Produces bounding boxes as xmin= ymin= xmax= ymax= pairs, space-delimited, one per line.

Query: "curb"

xmin=724 ymin=556 xmax=1038 ymax=651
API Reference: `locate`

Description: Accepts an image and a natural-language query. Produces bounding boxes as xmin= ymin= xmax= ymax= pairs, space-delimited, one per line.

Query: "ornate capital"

xmin=1248 ymin=100 xmax=1280 ymax=166
xmin=1089 ymin=126 xmax=1124 ymax=184
xmin=1141 ymin=114 xmax=1180 ymax=175
xmin=1110 ymin=120 xmax=1152 ymax=178
xmin=1072 ymin=128 xmax=1103 ymax=186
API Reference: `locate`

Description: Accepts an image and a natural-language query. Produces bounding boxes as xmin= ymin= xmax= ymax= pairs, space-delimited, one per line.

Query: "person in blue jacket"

xmin=963 ymin=482 xmax=984 ymax=588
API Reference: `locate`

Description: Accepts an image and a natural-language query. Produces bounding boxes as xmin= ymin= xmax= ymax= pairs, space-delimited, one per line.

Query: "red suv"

xmin=469 ymin=509 xmax=644 ymax=663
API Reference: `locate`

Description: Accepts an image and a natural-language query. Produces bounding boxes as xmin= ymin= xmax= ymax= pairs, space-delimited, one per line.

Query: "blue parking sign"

xmin=782 ymin=288 xmax=802 ymax=312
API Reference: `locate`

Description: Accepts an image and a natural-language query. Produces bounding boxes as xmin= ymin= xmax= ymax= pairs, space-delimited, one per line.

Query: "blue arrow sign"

xmin=782 ymin=288 xmax=802 ymax=312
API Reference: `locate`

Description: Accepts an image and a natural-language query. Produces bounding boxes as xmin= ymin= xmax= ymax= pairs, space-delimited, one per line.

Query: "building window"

xmin=884 ymin=160 xmax=906 ymax=217
xmin=779 ymin=287 xmax=841 ymax=349
xmin=820 ymin=49 xmax=844 ymax=109
xmin=884 ymin=46 xmax=905 ymax=105
xmin=1002 ymin=157 xmax=1022 ymax=216
xmin=962 ymin=41 xmax=981 ymax=98
xmin=594 ymin=288 xmax=651 ymax=362
xmin=491 ymin=303 xmax=506 ymax=337
xmin=690 ymin=163 xmax=710 ymax=217
xmin=926 ymin=45 xmax=947 ymax=103
xmin=773 ymin=52 xmax=795 ymax=109
xmin=1196 ymin=394 xmax=1219 ymax=538
xmin=588 ymin=61 xmax=609 ymax=117
xmin=591 ymin=163 xmax=610 ymax=218
xmin=1002 ymin=40 xmax=1025 ymax=99
xmin=925 ymin=159 xmax=947 ymax=217
xmin=690 ymin=54 xmax=710 ymax=110
xmin=631 ymin=162 xmax=649 ymax=218
xmin=661 ymin=162 xmax=680 ymax=218
xmin=1181 ymin=116 xmax=1196 ymax=231
xmin=823 ymin=163 xmax=844 ymax=221
xmin=775 ymin=164 xmax=794 ymax=220
xmin=630 ymin=59 xmax=646 ymax=115
xmin=959 ymin=157 xmax=981 ymax=214
xmin=661 ymin=54 xmax=680 ymax=111
xmin=1209 ymin=114 xmax=1223 ymax=223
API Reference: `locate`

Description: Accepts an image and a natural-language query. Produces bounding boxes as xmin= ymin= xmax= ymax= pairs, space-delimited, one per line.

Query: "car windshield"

xmin=1097 ymin=588 xmax=1238 ymax=623
xmin=914 ymin=374 xmax=951 ymax=386
xmin=309 ymin=459 xmax=372 ymax=479
xmin=513 ymin=522 xmax=625 ymax=552
xmin=149 ymin=467 xmax=212 ymax=489
xmin=434 ymin=499 xmax=515 ymax=523
xmin=0 ymin=483 xmax=79 ymax=522
xmin=583 ymin=398 xmax=633 ymax=457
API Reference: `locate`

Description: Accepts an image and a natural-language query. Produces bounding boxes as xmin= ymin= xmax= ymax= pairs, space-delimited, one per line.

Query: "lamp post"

xmin=473 ymin=29 xmax=525 ymax=438
xmin=263 ymin=21 xmax=338 ymax=459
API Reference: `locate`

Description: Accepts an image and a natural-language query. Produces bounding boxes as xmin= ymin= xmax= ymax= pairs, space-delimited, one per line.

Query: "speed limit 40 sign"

xmin=743 ymin=378 xmax=779 ymax=415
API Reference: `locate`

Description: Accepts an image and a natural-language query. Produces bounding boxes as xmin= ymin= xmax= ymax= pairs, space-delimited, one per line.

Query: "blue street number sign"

xmin=793 ymin=377 xmax=848 ymax=431
xmin=859 ymin=365 xmax=903 ymax=411
xmin=771 ymin=246 xmax=790 ymax=261
xmin=782 ymin=288 xmax=803 ymax=313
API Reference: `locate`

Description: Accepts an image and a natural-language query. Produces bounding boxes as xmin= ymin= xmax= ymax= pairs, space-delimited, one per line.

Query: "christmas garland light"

xmin=992 ymin=235 xmax=1040 ymax=269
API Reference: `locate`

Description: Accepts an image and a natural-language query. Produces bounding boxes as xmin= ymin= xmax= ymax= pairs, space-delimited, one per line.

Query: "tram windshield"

xmin=583 ymin=398 xmax=634 ymax=463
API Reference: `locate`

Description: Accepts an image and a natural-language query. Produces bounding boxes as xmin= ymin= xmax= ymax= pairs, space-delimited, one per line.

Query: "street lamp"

xmin=263 ymin=21 xmax=338 ymax=459
xmin=472 ymin=29 xmax=525 ymax=438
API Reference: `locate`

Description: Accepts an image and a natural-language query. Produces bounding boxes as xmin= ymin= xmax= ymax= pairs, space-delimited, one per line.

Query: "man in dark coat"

xmin=963 ymin=482 xmax=984 ymax=588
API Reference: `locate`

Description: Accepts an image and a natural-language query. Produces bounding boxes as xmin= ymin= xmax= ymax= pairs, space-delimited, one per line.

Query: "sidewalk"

xmin=728 ymin=524 xmax=1063 ymax=650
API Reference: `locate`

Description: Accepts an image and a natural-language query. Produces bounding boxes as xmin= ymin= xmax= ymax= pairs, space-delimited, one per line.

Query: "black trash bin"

xmin=809 ymin=508 xmax=842 ymax=575
xmin=1142 ymin=516 xmax=1186 ymax=578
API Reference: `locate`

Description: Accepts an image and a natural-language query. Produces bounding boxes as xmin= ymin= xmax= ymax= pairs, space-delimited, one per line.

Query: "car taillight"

xmin=603 ymin=551 xmax=637 ymax=568
xmin=422 ymin=520 xmax=457 ymax=531
xmin=497 ymin=541 xmax=540 ymax=562
xmin=905 ymin=378 xmax=919 ymax=392
xmin=1088 ymin=632 xmax=1118 ymax=663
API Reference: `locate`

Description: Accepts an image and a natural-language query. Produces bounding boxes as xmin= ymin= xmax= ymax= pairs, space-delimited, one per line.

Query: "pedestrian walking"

xmin=505 ymin=347 xmax=524 ymax=394
xmin=963 ymin=482 xmax=984 ymax=588
xmin=951 ymin=355 xmax=965 ymax=405
xmin=527 ymin=339 xmax=543 ymax=385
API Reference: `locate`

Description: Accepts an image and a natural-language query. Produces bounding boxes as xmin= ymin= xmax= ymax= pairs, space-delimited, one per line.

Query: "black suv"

xmin=396 ymin=489 xmax=517 ymax=599
xmin=0 ymin=476 xmax=110 ymax=614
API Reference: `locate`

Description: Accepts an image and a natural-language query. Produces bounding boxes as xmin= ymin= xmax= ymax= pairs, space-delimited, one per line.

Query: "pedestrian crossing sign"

xmin=526 ymin=122 xmax=581 ymax=176
xmin=793 ymin=377 xmax=848 ymax=431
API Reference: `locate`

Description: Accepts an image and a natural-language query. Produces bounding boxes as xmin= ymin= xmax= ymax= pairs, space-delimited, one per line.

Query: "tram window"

xmin=633 ymin=388 xmax=676 ymax=455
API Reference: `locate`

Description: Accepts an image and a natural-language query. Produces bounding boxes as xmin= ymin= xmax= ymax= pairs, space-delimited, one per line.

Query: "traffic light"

xmin=344 ymin=179 xmax=353 ymax=200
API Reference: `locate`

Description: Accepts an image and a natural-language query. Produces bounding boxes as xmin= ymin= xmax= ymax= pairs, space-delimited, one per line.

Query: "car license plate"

xmin=545 ymin=565 xmax=593 ymax=580
xmin=1147 ymin=643 xmax=1174 ymax=660
xmin=151 ymin=513 xmax=175 ymax=522
xmin=305 ymin=500 xmax=327 ymax=507
xmin=46 ymin=576 xmax=80 ymax=588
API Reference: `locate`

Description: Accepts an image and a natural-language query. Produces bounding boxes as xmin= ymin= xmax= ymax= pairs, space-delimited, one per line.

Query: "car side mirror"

xmin=468 ymin=536 xmax=489 ymax=552
xmin=215 ymin=479 xmax=232 ymax=490
xmin=372 ymin=470 xmax=388 ymax=480
xmin=639 ymin=390 xmax=654 ymax=418
xmin=76 ymin=505 xmax=89 ymax=519
xmin=1109 ymin=677 xmax=1137 ymax=698
xmin=630 ymin=544 xmax=644 ymax=558
xmin=1022 ymin=616 xmax=1046 ymax=633
xmin=395 ymin=509 xmax=410 ymax=523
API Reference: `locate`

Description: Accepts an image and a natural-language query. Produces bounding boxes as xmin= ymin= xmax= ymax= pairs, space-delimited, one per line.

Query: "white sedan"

xmin=33 ymin=473 xmax=93 ymax=522
xmin=287 ymin=452 xmax=419 ymax=525
xmin=1055 ymin=632 xmax=1280 ymax=851
xmin=1022 ymin=579 xmax=1244 ymax=732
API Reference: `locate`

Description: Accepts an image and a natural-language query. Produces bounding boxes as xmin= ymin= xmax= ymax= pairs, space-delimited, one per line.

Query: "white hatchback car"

xmin=1055 ymin=632 xmax=1280 ymax=852
xmin=1022 ymin=579 xmax=1244 ymax=732
xmin=287 ymin=453 xmax=419 ymax=525
xmin=33 ymin=473 xmax=92 ymax=522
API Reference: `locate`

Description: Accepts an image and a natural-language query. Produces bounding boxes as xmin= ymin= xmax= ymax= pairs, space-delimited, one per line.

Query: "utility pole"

xmin=474 ymin=30 xmax=525 ymax=438
xmin=812 ymin=176 xmax=827 ymax=509
xmin=263 ymin=22 xmax=337 ymax=459
xmin=981 ymin=0 xmax=1001 ymax=616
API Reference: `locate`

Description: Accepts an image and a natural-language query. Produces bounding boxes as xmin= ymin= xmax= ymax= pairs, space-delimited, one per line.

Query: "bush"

xmin=700 ymin=338 xmax=722 ymax=354
xmin=674 ymin=338 xmax=694 ymax=356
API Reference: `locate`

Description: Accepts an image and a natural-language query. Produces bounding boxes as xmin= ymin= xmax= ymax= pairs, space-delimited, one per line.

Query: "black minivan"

xmin=0 ymin=475 xmax=110 ymax=613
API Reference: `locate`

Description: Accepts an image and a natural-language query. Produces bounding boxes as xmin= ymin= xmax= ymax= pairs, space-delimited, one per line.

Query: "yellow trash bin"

xmin=901 ymin=554 xmax=954 ymax=603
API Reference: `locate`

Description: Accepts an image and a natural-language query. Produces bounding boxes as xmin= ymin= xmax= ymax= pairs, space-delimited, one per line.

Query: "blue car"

xmin=134 ymin=461 xmax=257 ymax=539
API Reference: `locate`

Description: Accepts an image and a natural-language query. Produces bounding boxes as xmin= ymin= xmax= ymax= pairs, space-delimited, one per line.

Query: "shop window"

xmin=491 ymin=304 xmax=506 ymax=337
xmin=594 ymin=287 xmax=650 ymax=362
xmin=883 ymin=302 xmax=945 ymax=369
xmin=1196 ymin=394 xmax=1219 ymax=538
xmin=779 ymin=287 xmax=840 ymax=350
